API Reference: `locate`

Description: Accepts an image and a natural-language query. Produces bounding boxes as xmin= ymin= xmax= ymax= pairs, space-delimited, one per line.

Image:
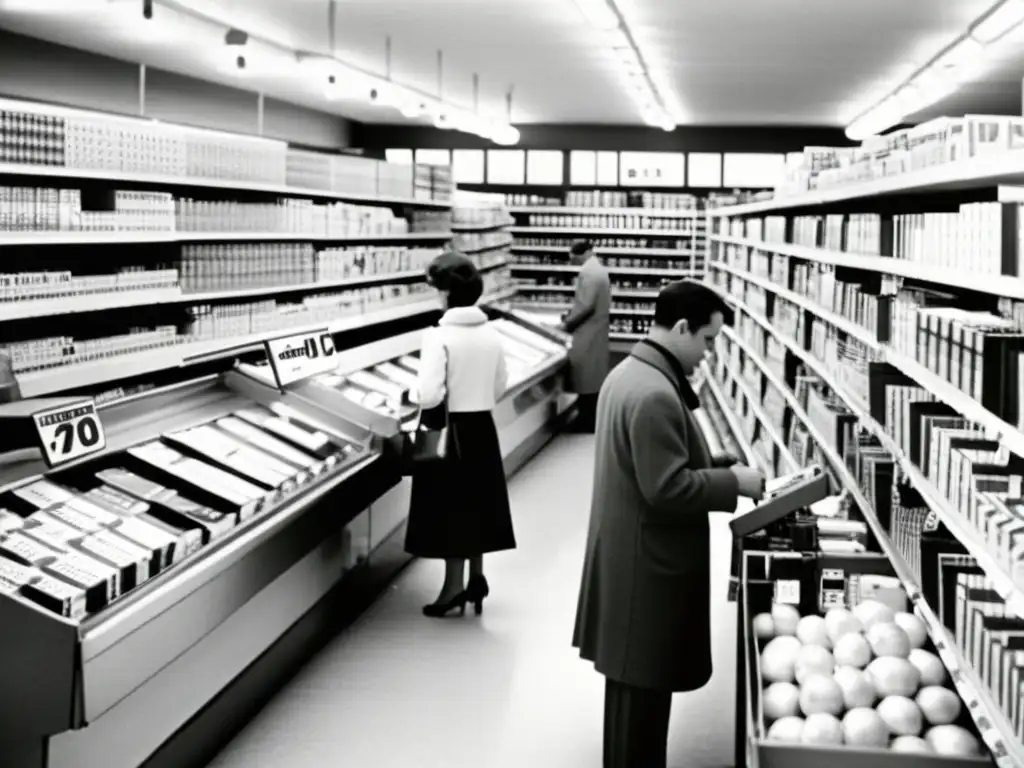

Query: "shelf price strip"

xmin=32 ymin=399 xmax=106 ymax=468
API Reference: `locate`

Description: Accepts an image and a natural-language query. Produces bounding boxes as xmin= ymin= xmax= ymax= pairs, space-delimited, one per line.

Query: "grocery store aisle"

xmin=207 ymin=434 xmax=738 ymax=768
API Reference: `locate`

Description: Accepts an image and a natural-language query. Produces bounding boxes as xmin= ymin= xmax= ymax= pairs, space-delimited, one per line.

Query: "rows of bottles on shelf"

xmin=0 ymin=401 xmax=372 ymax=620
xmin=714 ymin=331 xmax=1015 ymax=756
xmin=711 ymin=223 xmax=1024 ymax=432
xmin=502 ymin=188 xmax=766 ymax=210
xmin=767 ymin=115 xmax=1024 ymax=199
xmin=0 ymin=313 xmax=567 ymax=622
xmin=711 ymin=269 xmax=1024 ymax=746
xmin=0 ymin=99 xmax=453 ymax=201
xmin=729 ymin=206 xmax=1022 ymax=281
xmin=515 ymin=211 xmax=704 ymax=234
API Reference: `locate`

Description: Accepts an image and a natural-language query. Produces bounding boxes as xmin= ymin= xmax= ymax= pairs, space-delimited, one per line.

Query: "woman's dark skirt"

xmin=404 ymin=408 xmax=516 ymax=558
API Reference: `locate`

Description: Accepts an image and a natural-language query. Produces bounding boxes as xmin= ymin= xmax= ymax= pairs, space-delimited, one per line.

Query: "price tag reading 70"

xmin=32 ymin=399 xmax=106 ymax=468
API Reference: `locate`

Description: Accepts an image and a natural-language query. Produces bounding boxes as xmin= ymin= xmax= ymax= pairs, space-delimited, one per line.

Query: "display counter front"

xmin=0 ymin=358 xmax=402 ymax=768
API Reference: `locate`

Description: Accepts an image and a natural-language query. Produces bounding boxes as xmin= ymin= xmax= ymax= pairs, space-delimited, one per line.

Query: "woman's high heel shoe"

xmin=422 ymin=591 xmax=468 ymax=618
xmin=466 ymin=575 xmax=490 ymax=615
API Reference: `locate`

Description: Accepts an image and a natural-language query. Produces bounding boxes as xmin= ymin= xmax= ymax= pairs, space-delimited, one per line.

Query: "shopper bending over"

xmin=405 ymin=251 xmax=516 ymax=618
xmin=571 ymin=280 xmax=765 ymax=768
xmin=559 ymin=239 xmax=610 ymax=433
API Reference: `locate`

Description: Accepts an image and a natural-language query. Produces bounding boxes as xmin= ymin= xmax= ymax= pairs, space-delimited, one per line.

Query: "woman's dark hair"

xmin=653 ymin=279 xmax=733 ymax=331
xmin=426 ymin=251 xmax=484 ymax=308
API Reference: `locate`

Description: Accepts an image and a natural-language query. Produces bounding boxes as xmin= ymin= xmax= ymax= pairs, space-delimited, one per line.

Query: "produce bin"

xmin=738 ymin=550 xmax=992 ymax=768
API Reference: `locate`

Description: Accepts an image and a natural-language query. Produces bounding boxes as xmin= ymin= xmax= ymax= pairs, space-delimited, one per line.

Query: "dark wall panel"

xmin=145 ymin=69 xmax=258 ymax=137
xmin=352 ymin=123 xmax=853 ymax=153
xmin=263 ymin=97 xmax=350 ymax=150
xmin=0 ymin=28 xmax=354 ymax=148
xmin=0 ymin=28 xmax=140 ymax=116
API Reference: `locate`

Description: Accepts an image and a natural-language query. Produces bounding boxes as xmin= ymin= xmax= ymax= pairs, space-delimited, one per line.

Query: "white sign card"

xmin=32 ymin=399 xmax=106 ymax=468
xmin=619 ymin=152 xmax=685 ymax=187
xmin=264 ymin=329 xmax=338 ymax=388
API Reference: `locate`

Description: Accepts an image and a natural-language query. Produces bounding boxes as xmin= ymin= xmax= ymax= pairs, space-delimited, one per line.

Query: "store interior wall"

xmin=0 ymin=28 xmax=353 ymax=149
xmin=352 ymin=123 xmax=855 ymax=155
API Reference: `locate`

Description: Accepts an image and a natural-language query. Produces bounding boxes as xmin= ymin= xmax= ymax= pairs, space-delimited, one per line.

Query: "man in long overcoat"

xmin=560 ymin=239 xmax=610 ymax=432
xmin=572 ymin=280 xmax=765 ymax=768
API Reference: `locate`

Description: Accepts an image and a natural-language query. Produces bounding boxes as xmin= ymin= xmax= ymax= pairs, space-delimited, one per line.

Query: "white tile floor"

xmin=207 ymin=434 xmax=739 ymax=768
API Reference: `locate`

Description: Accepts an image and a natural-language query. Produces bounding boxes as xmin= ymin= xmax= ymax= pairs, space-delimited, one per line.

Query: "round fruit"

xmin=761 ymin=636 xmax=803 ymax=683
xmin=825 ymin=607 xmax=863 ymax=644
xmin=916 ymin=686 xmax=962 ymax=726
xmin=767 ymin=716 xmax=804 ymax=743
xmin=802 ymin=713 xmax=844 ymax=745
xmin=894 ymin=611 xmax=928 ymax=649
xmin=833 ymin=632 xmax=872 ymax=669
xmin=795 ymin=645 xmax=836 ymax=685
xmin=799 ymin=674 xmax=845 ymax=717
xmin=842 ymin=707 xmax=889 ymax=748
xmin=866 ymin=622 xmax=912 ymax=659
xmin=772 ymin=604 xmax=801 ymax=636
xmin=796 ymin=615 xmax=832 ymax=648
xmin=866 ymin=656 xmax=921 ymax=697
xmin=753 ymin=612 xmax=775 ymax=641
xmin=877 ymin=695 xmax=924 ymax=736
xmin=763 ymin=682 xmax=801 ymax=722
xmin=853 ymin=600 xmax=895 ymax=630
xmin=925 ymin=725 xmax=981 ymax=756
xmin=891 ymin=735 xmax=933 ymax=754
xmin=834 ymin=665 xmax=876 ymax=709
xmin=908 ymin=648 xmax=946 ymax=686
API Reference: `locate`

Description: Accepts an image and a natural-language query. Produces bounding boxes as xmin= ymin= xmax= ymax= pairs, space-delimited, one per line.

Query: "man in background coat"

xmin=572 ymin=280 xmax=765 ymax=768
xmin=560 ymin=239 xmax=610 ymax=433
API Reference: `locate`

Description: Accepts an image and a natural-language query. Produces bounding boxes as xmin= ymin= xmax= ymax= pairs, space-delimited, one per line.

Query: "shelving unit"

xmin=0 ymin=98 xmax=520 ymax=404
xmin=708 ymin=146 xmax=1024 ymax=766
xmin=504 ymin=195 xmax=707 ymax=340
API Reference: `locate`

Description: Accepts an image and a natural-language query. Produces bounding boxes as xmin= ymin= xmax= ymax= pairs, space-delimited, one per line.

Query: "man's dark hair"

xmin=653 ymin=279 xmax=734 ymax=331
xmin=426 ymin=250 xmax=483 ymax=307
xmin=569 ymin=239 xmax=593 ymax=257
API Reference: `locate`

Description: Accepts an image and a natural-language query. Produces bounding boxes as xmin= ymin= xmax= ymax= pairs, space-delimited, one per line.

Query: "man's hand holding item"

xmin=711 ymin=452 xmax=739 ymax=468
xmin=730 ymin=465 xmax=766 ymax=500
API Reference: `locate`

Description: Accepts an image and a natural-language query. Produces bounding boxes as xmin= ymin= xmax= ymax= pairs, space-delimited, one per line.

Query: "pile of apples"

xmin=753 ymin=599 xmax=983 ymax=757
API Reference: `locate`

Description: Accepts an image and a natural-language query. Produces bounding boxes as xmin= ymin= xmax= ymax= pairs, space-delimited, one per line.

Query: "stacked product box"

xmin=0 ymin=269 xmax=179 ymax=303
xmin=413 ymin=163 xmax=434 ymax=202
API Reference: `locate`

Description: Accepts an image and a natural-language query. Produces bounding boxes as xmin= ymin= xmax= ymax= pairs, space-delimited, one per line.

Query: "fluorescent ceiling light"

xmin=971 ymin=0 xmax=1024 ymax=43
xmin=932 ymin=37 xmax=985 ymax=74
xmin=571 ymin=0 xmax=619 ymax=30
xmin=0 ymin=0 xmax=110 ymax=10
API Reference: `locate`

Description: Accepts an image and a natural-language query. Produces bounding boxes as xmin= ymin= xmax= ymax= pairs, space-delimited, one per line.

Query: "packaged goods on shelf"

xmin=5 ymin=327 xmax=180 ymax=374
xmin=522 ymin=212 xmax=703 ymax=232
xmin=409 ymin=208 xmax=454 ymax=233
xmin=453 ymin=231 xmax=513 ymax=254
xmin=0 ymin=186 xmax=177 ymax=233
xmin=561 ymin=190 xmax=701 ymax=210
xmin=175 ymin=198 xmax=415 ymax=237
xmin=0 ymin=268 xmax=179 ymax=302
xmin=514 ymin=235 xmax=695 ymax=251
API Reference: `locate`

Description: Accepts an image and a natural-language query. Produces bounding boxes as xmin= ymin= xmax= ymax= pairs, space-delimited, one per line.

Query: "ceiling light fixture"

xmin=971 ymin=0 xmax=1024 ymax=43
xmin=570 ymin=0 xmax=676 ymax=130
xmin=844 ymin=2 xmax=1018 ymax=141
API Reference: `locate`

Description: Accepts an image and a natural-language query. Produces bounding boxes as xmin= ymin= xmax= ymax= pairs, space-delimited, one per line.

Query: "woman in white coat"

xmin=405 ymin=251 xmax=516 ymax=617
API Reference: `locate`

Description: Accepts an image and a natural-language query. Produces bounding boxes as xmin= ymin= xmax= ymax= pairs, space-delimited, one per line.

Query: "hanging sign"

xmin=264 ymin=329 xmax=337 ymax=388
xmin=32 ymin=399 xmax=106 ymax=468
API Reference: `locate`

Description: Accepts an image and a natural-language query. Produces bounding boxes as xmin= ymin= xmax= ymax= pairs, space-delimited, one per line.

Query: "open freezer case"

xmin=0 ymin=353 xmax=405 ymax=768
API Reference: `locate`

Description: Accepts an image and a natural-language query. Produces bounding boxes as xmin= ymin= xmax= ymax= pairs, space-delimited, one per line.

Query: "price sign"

xmin=264 ymin=329 xmax=337 ymax=388
xmin=32 ymin=399 xmax=106 ymax=468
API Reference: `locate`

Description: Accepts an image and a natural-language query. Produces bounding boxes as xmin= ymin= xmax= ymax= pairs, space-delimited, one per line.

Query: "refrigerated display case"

xmin=0 ymin=307 xmax=571 ymax=768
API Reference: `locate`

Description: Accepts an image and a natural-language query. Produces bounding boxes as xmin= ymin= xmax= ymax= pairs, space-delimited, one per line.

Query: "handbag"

xmin=398 ymin=343 xmax=458 ymax=472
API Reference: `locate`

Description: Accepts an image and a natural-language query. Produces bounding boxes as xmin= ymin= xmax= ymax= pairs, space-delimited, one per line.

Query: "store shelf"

xmin=718 ymin=361 xmax=797 ymax=471
xmin=509 ymin=226 xmax=700 ymax=237
xmin=718 ymin=321 xmax=1024 ymax=768
xmin=713 ymin=261 xmax=1024 ymax=457
xmin=709 ymin=233 xmax=1024 ymax=300
xmin=723 ymin=290 xmax=1024 ymax=625
xmin=450 ymin=218 xmax=514 ymax=231
xmin=510 ymin=205 xmax=704 ymax=218
xmin=512 ymin=264 xmax=694 ymax=278
xmin=0 ymin=162 xmax=453 ymax=209
xmin=511 ymin=245 xmax=697 ymax=258
xmin=706 ymin=153 xmax=1024 ymax=217
xmin=701 ymin=363 xmax=759 ymax=469
xmin=461 ymin=238 xmax=513 ymax=254
xmin=180 ymin=270 xmax=425 ymax=304
xmin=0 ymin=230 xmax=454 ymax=247
xmin=0 ymin=287 xmax=184 ymax=322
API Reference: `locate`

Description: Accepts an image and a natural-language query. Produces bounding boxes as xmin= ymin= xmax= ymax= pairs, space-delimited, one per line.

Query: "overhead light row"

xmin=571 ymin=0 xmax=676 ymax=131
xmin=845 ymin=0 xmax=1024 ymax=140
xmin=0 ymin=0 xmax=520 ymax=145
